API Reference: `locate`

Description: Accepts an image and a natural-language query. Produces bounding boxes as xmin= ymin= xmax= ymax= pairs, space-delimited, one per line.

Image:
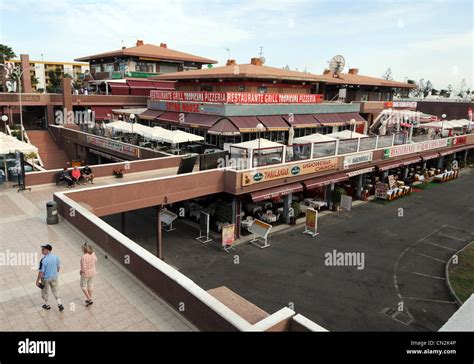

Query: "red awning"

xmin=281 ymin=114 xmax=319 ymax=128
xmin=208 ymin=118 xmax=239 ymax=135
xmin=108 ymin=82 xmax=130 ymax=95
xmin=152 ymin=81 xmax=175 ymax=90
xmin=314 ymin=113 xmax=366 ymax=126
xmin=439 ymin=149 xmax=454 ymax=157
xmin=227 ymin=116 xmax=264 ymax=132
xmin=156 ymin=112 xmax=181 ymax=124
xmin=139 ymin=109 xmax=164 ymax=120
xmin=377 ymin=156 xmax=422 ymax=171
xmin=250 ymin=183 xmax=303 ymax=202
xmin=303 ymin=172 xmax=349 ymax=189
xmin=257 ymin=115 xmax=290 ymax=131
xmin=420 ymin=152 xmax=440 ymax=160
xmin=127 ymin=80 xmax=156 ymax=89
xmin=180 ymin=113 xmax=222 ymax=128
xmin=91 ymin=106 xmax=115 ymax=121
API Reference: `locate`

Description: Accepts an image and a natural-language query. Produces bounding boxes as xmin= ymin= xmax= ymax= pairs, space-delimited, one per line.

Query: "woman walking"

xmin=79 ymin=242 xmax=97 ymax=306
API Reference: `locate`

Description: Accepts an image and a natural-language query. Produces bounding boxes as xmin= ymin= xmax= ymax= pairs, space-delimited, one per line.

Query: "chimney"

xmin=226 ymin=59 xmax=237 ymax=66
xmin=323 ymin=69 xmax=331 ymax=75
xmin=160 ymin=43 xmax=167 ymax=48
xmin=250 ymin=57 xmax=263 ymax=66
xmin=348 ymin=68 xmax=359 ymax=75
xmin=136 ymin=40 xmax=144 ymax=47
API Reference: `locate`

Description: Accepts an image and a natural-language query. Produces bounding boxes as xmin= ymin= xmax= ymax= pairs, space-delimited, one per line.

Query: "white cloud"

xmin=410 ymin=31 xmax=474 ymax=52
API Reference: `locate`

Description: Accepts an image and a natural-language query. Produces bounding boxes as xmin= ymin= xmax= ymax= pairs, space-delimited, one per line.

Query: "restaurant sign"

xmin=383 ymin=139 xmax=448 ymax=159
xmin=242 ymin=158 xmax=338 ymax=186
xmin=86 ymin=136 xmax=140 ymax=158
xmin=343 ymin=152 xmax=373 ymax=169
xmin=150 ymin=90 xmax=324 ymax=104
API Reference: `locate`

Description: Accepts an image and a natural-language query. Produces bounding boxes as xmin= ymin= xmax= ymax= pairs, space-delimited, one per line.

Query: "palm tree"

xmin=0 ymin=44 xmax=16 ymax=92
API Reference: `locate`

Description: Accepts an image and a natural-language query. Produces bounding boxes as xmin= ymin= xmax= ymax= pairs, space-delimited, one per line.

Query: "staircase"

xmin=27 ymin=130 xmax=70 ymax=170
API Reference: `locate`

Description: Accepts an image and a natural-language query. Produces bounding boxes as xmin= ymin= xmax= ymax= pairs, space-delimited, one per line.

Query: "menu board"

xmin=221 ymin=224 xmax=235 ymax=247
xmin=375 ymin=183 xmax=389 ymax=199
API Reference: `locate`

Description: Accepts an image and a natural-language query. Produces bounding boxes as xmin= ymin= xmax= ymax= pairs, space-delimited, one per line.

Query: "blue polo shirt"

xmin=39 ymin=253 xmax=61 ymax=279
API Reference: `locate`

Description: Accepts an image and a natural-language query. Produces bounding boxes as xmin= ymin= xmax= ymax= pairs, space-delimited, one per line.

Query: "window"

xmin=257 ymin=86 xmax=267 ymax=93
xmin=201 ymin=84 xmax=214 ymax=92
xmin=104 ymin=63 xmax=114 ymax=73
xmin=135 ymin=62 xmax=155 ymax=73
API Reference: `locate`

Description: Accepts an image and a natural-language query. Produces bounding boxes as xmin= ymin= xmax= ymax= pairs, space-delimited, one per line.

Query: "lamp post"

xmin=349 ymin=118 xmax=356 ymax=139
xmin=1 ymin=114 xmax=8 ymax=132
xmin=256 ymin=122 xmax=265 ymax=167
xmin=15 ymin=66 xmax=32 ymax=141
xmin=130 ymin=113 xmax=136 ymax=136
xmin=441 ymin=113 xmax=447 ymax=138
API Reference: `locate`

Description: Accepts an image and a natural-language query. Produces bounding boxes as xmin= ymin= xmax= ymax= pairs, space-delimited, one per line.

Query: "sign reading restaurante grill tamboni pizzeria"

xmin=384 ymin=139 xmax=448 ymax=159
xmin=242 ymin=158 xmax=338 ymax=186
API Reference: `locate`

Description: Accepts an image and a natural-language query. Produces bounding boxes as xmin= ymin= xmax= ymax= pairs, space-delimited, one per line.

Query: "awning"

xmin=108 ymin=82 xmax=130 ymax=95
xmin=156 ymin=111 xmax=181 ymax=124
xmin=139 ymin=109 xmax=164 ymax=120
xmin=420 ymin=152 xmax=440 ymax=160
xmin=127 ymin=80 xmax=156 ymax=89
xmin=90 ymin=106 xmax=115 ymax=121
xmin=180 ymin=113 xmax=222 ymax=128
xmin=282 ymin=114 xmax=319 ymax=128
xmin=227 ymin=116 xmax=264 ymax=132
xmin=152 ymin=81 xmax=175 ymax=90
xmin=314 ymin=112 xmax=366 ymax=127
xmin=250 ymin=183 xmax=303 ymax=202
xmin=257 ymin=115 xmax=290 ymax=131
xmin=439 ymin=149 xmax=454 ymax=157
xmin=208 ymin=118 xmax=240 ymax=135
xmin=303 ymin=172 xmax=349 ymax=189
xmin=377 ymin=156 xmax=422 ymax=171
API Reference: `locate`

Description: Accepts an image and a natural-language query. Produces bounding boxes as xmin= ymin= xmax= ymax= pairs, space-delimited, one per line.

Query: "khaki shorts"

xmin=41 ymin=278 xmax=59 ymax=302
xmin=80 ymin=275 xmax=95 ymax=290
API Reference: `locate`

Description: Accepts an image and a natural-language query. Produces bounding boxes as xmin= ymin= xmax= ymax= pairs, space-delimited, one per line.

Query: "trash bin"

xmin=46 ymin=201 xmax=58 ymax=225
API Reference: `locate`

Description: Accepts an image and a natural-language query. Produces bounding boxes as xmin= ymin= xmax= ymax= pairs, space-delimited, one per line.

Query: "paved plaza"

xmin=0 ymin=173 xmax=196 ymax=332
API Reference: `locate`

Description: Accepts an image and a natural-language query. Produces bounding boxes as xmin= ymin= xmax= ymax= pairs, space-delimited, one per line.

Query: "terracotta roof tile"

xmin=75 ymin=43 xmax=217 ymax=64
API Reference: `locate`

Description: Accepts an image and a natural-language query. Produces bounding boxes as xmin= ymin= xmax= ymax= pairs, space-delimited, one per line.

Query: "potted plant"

xmin=113 ymin=168 xmax=125 ymax=178
xmin=331 ymin=186 xmax=346 ymax=211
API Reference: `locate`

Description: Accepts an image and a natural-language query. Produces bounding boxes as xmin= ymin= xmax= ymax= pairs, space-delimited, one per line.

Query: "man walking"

xmin=36 ymin=244 xmax=64 ymax=311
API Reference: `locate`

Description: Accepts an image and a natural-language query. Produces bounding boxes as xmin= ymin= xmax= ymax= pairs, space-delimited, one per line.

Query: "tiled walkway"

xmin=0 ymin=179 xmax=197 ymax=331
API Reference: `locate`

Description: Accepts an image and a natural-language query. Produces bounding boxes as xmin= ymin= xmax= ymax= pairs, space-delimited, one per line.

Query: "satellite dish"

xmin=329 ymin=55 xmax=345 ymax=75
xmin=260 ymin=56 xmax=266 ymax=65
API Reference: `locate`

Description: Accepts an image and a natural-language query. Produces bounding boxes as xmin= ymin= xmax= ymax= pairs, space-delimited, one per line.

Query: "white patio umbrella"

xmin=293 ymin=133 xmax=336 ymax=144
xmin=0 ymin=132 xmax=39 ymax=181
xmin=327 ymin=130 xmax=368 ymax=139
xmin=104 ymin=120 xmax=133 ymax=133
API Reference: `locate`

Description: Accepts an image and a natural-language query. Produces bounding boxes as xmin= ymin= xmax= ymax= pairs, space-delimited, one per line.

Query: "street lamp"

xmin=130 ymin=113 xmax=136 ymax=136
xmin=14 ymin=66 xmax=32 ymax=141
xmin=441 ymin=113 xmax=447 ymax=138
xmin=1 ymin=115 xmax=8 ymax=131
xmin=256 ymin=122 xmax=265 ymax=167
xmin=349 ymin=118 xmax=356 ymax=139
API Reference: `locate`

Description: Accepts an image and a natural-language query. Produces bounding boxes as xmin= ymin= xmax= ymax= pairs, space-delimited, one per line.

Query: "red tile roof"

xmin=75 ymin=43 xmax=217 ymax=64
xmin=151 ymin=63 xmax=414 ymax=88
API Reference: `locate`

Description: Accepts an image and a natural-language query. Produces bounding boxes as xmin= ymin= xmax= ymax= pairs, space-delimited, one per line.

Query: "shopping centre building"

xmin=2 ymin=48 xmax=473 ymax=331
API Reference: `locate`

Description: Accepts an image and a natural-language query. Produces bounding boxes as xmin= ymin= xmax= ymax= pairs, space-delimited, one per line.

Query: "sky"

xmin=0 ymin=0 xmax=472 ymax=90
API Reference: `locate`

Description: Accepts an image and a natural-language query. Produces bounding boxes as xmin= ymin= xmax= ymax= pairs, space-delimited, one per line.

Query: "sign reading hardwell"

xmin=86 ymin=135 xmax=140 ymax=158
xmin=242 ymin=158 xmax=338 ymax=186
xmin=150 ymin=90 xmax=324 ymax=104
xmin=383 ymin=139 xmax=448 ymax=159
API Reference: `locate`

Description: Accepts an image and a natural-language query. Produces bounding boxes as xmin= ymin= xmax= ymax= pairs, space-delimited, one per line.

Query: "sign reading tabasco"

xmin=242 ymin=158 xmax=338 ymax=186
